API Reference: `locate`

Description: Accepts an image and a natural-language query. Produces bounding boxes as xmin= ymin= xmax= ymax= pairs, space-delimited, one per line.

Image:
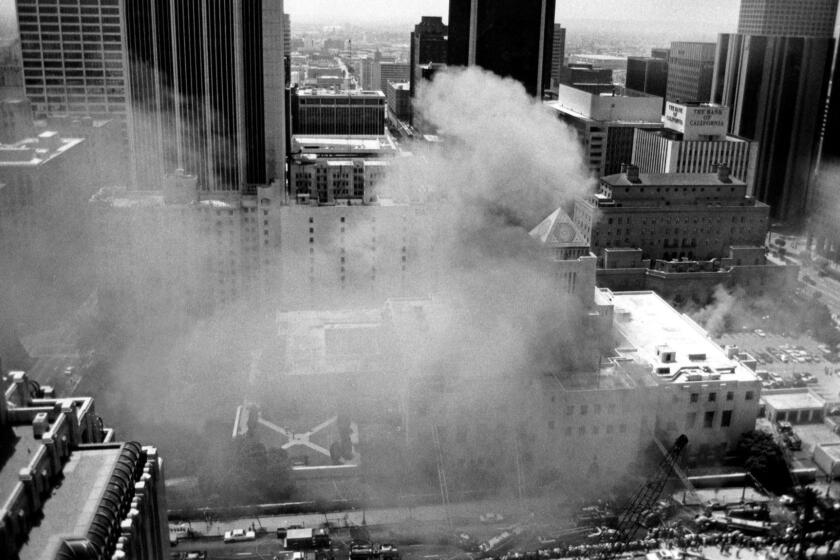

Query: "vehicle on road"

xmin=223 ymin=529 xmax=256 ymax=543
xmin=754 ymin=329 xmax=766 ymax=337
xmin=480 ymin=512 xmax=505 ymax=523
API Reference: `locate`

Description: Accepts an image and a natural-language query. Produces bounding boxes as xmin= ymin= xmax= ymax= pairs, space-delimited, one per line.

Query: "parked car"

xmin=799 ymin=372 xmax=817 ymax=384
xmin=224 ymin=529 xmax=256 ymax=543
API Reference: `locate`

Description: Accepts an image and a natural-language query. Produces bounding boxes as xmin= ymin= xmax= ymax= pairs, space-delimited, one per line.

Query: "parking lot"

xmin=716 ymin=330 xmax=840 ymax=405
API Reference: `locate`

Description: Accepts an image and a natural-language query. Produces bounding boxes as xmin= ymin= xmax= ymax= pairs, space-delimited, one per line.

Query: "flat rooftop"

xmin=293 ymin=135 xmax=396 ymax=153
xmin=19 ymin=446 xmax=123 ymax=560
xmin=0 ymin=135 xmax=84 ymax=167
xmin=601 ymin=172 xmax=747 ymax=187
xmin=761 ymin=391 xmax=825 ymax=411
xmin=296 ymin=88 xmax=385 ymax=98
xmin=817 ymin=442 xmax=840 ymax=461
xmin=606 ymin=290 xmax=759 ymax=384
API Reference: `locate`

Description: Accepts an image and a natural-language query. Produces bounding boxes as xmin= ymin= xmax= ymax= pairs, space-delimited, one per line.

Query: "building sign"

xmin=664 ymin=102 xmax=729 ymax=140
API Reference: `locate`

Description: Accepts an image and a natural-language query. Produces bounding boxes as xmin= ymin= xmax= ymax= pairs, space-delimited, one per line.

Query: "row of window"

xmin=688 ymin=390 xmax=753 ymax=403
xmin=548 ymin=421 xmax=629 ymax=436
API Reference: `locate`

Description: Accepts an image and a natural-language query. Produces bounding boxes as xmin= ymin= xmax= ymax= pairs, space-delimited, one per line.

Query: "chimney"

xmin=717 ymin=163 xmax=732 ymax=183
xmin=32 ymin=411 xmax=50 ymax=438
xmin=625 ymin=164 xmax=641 ymax=183
xmin=620 ymin=163 xmax=628 ymax=174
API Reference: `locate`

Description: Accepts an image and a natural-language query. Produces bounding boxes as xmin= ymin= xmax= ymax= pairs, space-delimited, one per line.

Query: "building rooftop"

xmin=292 ymin=135 xmax=397 ymax=155
xmin=19 ymin=447 xmax=123 ymax=560
xmin=761 ymin=391 xmax=825 ymax=411
xmin=0 ymin=132 xmax=84 ymax=167
xmin=605 ymin=290 xmax=759 ymax=384
xmin=296 ymin=88 xmax=385 ymax=98
xmin=601 ymin=171 xmax=748 ymax=188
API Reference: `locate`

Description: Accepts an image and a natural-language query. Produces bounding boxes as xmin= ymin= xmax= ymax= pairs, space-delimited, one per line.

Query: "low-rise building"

xmin=289 ymin=135 xmax=397 ymax=204
xmin=573 ymin=165 xmax=769 ymax=262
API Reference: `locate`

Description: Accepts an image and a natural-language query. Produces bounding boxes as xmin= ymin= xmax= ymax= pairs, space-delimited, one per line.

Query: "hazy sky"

xmin=284 ymin=0 xmax=740 ymax=29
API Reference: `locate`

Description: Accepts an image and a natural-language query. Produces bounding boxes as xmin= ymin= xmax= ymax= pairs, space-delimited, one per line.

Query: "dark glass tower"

xmin=447 ymin=0 xmax=556 ymax=97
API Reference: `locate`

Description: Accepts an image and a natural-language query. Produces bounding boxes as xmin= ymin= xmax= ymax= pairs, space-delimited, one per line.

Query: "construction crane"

xmin=595 ymin=434 xmax=689 ymax=560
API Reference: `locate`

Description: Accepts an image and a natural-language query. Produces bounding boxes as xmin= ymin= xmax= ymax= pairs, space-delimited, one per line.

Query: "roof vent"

xmin=33 ymin=412 xmax=50 ymax=439
xmin=716 ymin=163 xmax=732 ymax=183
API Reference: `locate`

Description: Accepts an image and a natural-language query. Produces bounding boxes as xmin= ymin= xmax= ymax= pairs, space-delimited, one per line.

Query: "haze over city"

xmin=1 ymin=1 xmax=840 ymax=560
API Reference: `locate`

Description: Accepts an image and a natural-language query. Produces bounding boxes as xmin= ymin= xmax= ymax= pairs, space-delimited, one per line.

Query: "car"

xmin=63 ymin=365 xmax=76 ymax=376
xmin=480 ymin=512 xmax=505 ymax=523
xmin=756 ymin=371 xmax=770 ymax=381
xmin=800 ymin=372 xmax=817 ymax=384
xmin=754 ymin=329 xmax=766 ymax=337
xmin=223 ymin=529 xmax=256 ymax=543
xmin=769 ymin=371 xmax=784 ymax=382
xmin=779 ymin=495 xmax=796 ymax=507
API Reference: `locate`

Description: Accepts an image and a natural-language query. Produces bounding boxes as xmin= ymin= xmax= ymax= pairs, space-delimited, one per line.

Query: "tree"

xmin=733 ymin=430 xmax=792 ymax=492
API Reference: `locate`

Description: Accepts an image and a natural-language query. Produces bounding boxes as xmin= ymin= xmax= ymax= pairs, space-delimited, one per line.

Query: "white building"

xmin=633 ymin=102 xmax=757 ymax=186
xmin=547 ymin=85 xmax=663 ymax=177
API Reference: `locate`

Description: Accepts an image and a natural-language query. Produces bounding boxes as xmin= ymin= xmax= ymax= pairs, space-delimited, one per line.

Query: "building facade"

xmin=549 ymin=85 xmax=663 ymax=177
xmin=372 ymin=62 xmax=410 ymax=95
xmin=737 ymin=0 xmax=837 ymax=37
xmin=1 ymin=370 xmax=169 ymax=560
xmin=291 ymin=88 xmax=385 ymax=136
xmin=712 ymin=0 xmax=836 ymax=223
xmin=626 ymin=56 xmax=668 ymax=100
xmin=666 ymin=42 xmax=716 ymax=104
xmin=447 ymin=0 xmax=556 ymax=97
xmin=289 ymin=135 xmax=396 ymax=204
xmin=386 ymin=81 xmax=411 ymax=123
xmin=409 ymin=17 xmax=447 ymax=101
xmin=550 ymin=24 xmax=567 ymax=89
xmin=16 ymin=0 xmax=286 ymax=193
xmin=573 ymin=165 xmax=770 ymax=262
xmin=632 ymin=102 xmax=756 ymax=184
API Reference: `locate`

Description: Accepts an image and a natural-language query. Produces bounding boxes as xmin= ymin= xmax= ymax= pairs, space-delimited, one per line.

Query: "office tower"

xmin=1 ymin=370 xmax=169 ymax=560
xmin=548 ymin=85 xmax=662 ymax=177
xmin=447 ymin=0 xmax=556 ymax=97
xmin=737 ymin=0 xmax=837 ymax=37
xmin=666 ymin=42 xmax=716 ymax=103
xmin=386 ymin=81 xmax=412 ymax=122
xmin=410 ymin=17 xmax=448 ymax=99
xmin=811 ymin=40 xmax=840 ymax=259
xmin=557 ymin=64 xmax=613 ymax=93
xmin=550 ymin=24 xmax=567 ymax=88
xmin=626 ymin=55 xmax=668 ymax=99
xmin=633 ymin=102 xmax=756 ymax=183
xmin=15 ymin=0 xmax=286 ymax=193
xmin=373 ymin=61 xmax=410 ymax=94
xmin=712 ymin=31 xmax=834 ymax=222
xmin=284 ymin=13 xmax=292 ymax=54
xmin=651 ymin=48 xmax=670 ymax=60
xmin=291 ymin=88 xmax=386 ymax=135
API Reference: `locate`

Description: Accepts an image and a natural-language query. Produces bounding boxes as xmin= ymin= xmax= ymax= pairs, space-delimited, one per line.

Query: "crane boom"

xmin=595 ymin=434 xmax=688 ymax=560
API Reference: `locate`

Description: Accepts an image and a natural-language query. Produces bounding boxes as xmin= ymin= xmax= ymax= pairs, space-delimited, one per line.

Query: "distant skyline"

xmin=284 ymin=0 xmax=739 ymax=30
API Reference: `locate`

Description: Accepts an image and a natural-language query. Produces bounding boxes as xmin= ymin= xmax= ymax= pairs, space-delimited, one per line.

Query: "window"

xmin=745 ymin=391 xmax=754 ymax=401
xmin=548 ymin=420 xmax=555 ymax=429
xmin=578 ymin=426 xmax=586 ymax=436
xmin=619 ymin=423 xmax=627 ymax=433
xmin=704 ymin=411 xmax=715 ymax=428
xmin=565 ymin=427 xmax=572 ymax=436
xmin=580 ymin=404 xmax=588 ymax=415
xmin=709 ymin=392 xmax=717 ymax=402
xmin=726 ymin=391 xmax=734 ymax=401
xmin=594 ymin=404 xmax=602 ymax=414
xmin=686 ymin=412 xmax=697 ymax=429
xmin=690 ymin=393 xmax=699 ymax=403
xmin=721 ymin=410 xmax=732 ymax=428
xmin=566 ymin=406 xmax=573 ymax=415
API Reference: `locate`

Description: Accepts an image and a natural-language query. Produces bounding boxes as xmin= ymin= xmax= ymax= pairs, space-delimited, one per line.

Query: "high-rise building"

xmin=291 ymin=88 xmax=386 ymax=136
xmin=632 ymin=102 xmax=756 ymax=184
xmin=712 ymin=29 xmax=834 ymax=222
xmin=1 ymin=370 xmax=169 ymax=560
xmin=386 ymin=81 xmax=412 ymax=123
xmin=284 ymin=13 xmax=292 ymax=54
xmin=666 ymin=42 xmax=716 ymax=104
xmin=409 ymin=16 xmax=448 ymax=101
xmin=737 ymin=0 xmax=837 ymax=37
xmin=626 ymin=55 xmax=668 ymax=100
xmin=810 ymin=39 xmax=840 ymax=260
xmin=550 ymin=23 xmax=567 ymax=89
xmin=447 ymin=0 xmax=556 ymax=97
xmin=548 ymin=85 xmax=663 ymax=177
xmin=15 ymin=0 xmax=286 ymax=193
